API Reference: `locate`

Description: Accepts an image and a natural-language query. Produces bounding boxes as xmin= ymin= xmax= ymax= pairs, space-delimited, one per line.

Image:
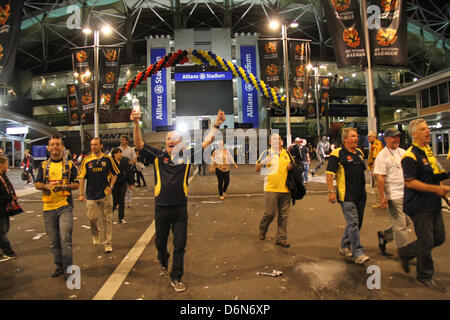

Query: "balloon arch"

xmin=114 ymin=49 xmax=285 ymax=107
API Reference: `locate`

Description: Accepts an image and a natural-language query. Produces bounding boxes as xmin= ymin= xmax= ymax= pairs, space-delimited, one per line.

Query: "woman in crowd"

xmin=211 ymin=141 xmax=238 ymax=200
xmin=134 ymin=149 xmax=146 ymax=187
xmin=111 ymin=148 xmax=133 ymax=224
xmin=0 ymin=156 xmax=19 ymax=260
xmin=21 ymin=149 xmax=35 ymax=184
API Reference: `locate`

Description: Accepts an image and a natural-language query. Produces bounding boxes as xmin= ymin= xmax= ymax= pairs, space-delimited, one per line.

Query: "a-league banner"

xmin=76 ymin=82 xmax=95 ymax=114
xmin=323 ymin=0 xmax=367 ymax=67
xmin=72 ymin=48 xmax=94 ymax=84
xmin=99 ymin=47 xmax=121 ymax=110
xmin=369 ymin=0 xmax=407 ymax=66
xmin=0 ymin=0 xmax=24 ymax=83
xmin=289 ymin=40 xmax=311 ymax=115
xmin=150 ymin=48 xmax=168 ymax=131
xmin=240 ymin=45 xmax=259 ymax=128
xmin=319 ymin=76 xmax=333 ymax=117
xmin=258 ymin=40 xmax=283 ymax=98
xmin=66 ymin=84 xmax=80 ymax=125
xmin=306 ymin=77 xmax=316 ymax=119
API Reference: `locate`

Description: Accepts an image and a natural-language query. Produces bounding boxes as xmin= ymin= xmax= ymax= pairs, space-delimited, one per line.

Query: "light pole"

xmin=269 ymin=19 xmax=299 ymax=146
xmin=82 ymin=25 xmax=112 ymax=138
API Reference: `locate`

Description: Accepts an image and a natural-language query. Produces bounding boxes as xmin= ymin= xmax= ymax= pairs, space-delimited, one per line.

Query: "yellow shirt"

xmin=37 ymin=160 xmax=77 ymax=211
xmin=368 ymin=139 xmax=384 ymax=170
xmin=257 ymin=148 xmax=291 ymax=193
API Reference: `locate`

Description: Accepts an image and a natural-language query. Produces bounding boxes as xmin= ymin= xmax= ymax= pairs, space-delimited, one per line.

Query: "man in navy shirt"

xmin=131 ymin=108 xmax=225 ymax=293
xmin=398 ymin=119 xmax=450 ymax=292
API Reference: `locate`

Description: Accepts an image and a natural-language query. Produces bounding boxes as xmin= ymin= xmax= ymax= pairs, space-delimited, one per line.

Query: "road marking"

xmin=93 ymin=167 xmax=199 ymax=300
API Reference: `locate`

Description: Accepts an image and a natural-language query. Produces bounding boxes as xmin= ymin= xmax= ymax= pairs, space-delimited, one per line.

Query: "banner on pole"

xmin=319 ymin=76 xmax=333 ymax=117
xmin=369 ymin=0 xmax=408 ymax=66
xmin=289 ymin=40 xmax=311 ymax=116
xmin=99 ymin=47 xmax=121 ymax=110
xmin=72 ymin=48 xmax=94 ymax=84
xmin=76 ymin=82 xmax=95 ymax=114
xmin=240 ymin=45 xmax=259 ymax=128
xmin=0 ymin=0 xmax=24 ymax=83
xmin=150 ymin=48 xmax=168 ymax=131
xmin=258 ymin=40 xmax=283 ymax=98
xmin=323 ymin=0 xmax=367 ymax=67
xmin=66 ymin=84 xmax=80 ymax=125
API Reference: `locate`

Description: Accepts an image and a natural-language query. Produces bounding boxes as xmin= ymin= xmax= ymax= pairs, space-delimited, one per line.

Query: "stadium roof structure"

xmin=17 ymin=0 xmax=449 ymax=79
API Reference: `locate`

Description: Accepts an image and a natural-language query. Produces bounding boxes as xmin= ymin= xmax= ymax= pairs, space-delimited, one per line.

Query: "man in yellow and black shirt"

xmin=78 ymin=138 xmax=119 ymax=253
xmin=326 ymin=128 xmax=369 ymax=264
xmin=398 ymin=119 xmax=450 ymax=292
xmin=132 ymin=108 xmax=226 ymax=293
xmin=35 ymin=137 xmax=79 ymax=279
xmin=256 ymin=133 xmax=293 ymax=248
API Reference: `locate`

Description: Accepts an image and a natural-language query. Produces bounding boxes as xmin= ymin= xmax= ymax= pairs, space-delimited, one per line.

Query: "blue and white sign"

xmin=240 ymin=46 xmax=259 ymax=128
xmin=151 ymin=48 xmax=168 ymax=131
xmin=174 ymin=72 xmax=233 ymax=82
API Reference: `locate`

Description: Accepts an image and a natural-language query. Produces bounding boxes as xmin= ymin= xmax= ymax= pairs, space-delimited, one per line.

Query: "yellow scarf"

xmin=412 ymin=142 xmax=445 ymax=175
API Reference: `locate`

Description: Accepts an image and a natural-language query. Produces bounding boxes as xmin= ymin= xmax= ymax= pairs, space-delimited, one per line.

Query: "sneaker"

xmin=372 ymin=203 xmax=382 ymax=209
xmin=127 ymin=203 xmax=133 ymax=208
xmin=311 ymin=170 xmax=315 ymax=177
xmin=3 ymin=252 xmax=18 ymax=260
xmin=377 ymin=231 xmax=386 ymax=253
xmin=92 ymin=235 xmax=100 ymax=245
xmin=104 ymin=245 xmax=113 ymax=253
xmin=219 ymin=196 xmax=225 ymax=200
xmin=354 ymin=254 xmax=370 ymax=264
xmin=275 ymin=240 xmax=290 ymax=248
xmin=51 ymin=268 xmax=64 ymax=278
xmin=63 ymin=272 xmax=71 ymax=280
xmin=159 ymin=266 xmax=168 ymax=276
xmin=119 ymin=219 xmax=127 ymax=224
xmin=416 ymin=279 xmax=447 ymax=293
xmin=171 ymin=279 xmax=186 ymax=293
xmin=339 ymin=247 xmax=353 ymax=257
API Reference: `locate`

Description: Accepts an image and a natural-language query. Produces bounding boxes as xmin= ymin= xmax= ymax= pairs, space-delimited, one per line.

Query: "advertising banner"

xmin=76 ymin=82 xmax=95 ymax=114
xmin=66 ymin=84 xmax=80 ymax=125
xmin=323 ymin=0 xmax=367 ymax=67
xmin=99 ymin=47 xmax=121 ymax=110
xmin=72 ymin=48 xmax=94 ymax=84
xmin=0 ymin=0 xmax=24 ymax=83
xmin=369 ymin=0 xmax=407 ymax=66
xmin=319 ymin=76 xmax=333 ymax=117
xmin=240 ymin=45 xmax=259 ymax=128
xmin=258 ymin=40 xmax=283 ymax=97
xmin=289 ymin=40 xmax=310 ymax=115
xmin=150 ymin=48 xmax=168 ymax=131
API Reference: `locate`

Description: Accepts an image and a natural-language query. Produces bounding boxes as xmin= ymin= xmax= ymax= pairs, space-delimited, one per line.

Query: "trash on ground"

xmin=81 ymin=225 xmax=91 ymax=229
xmin=257 ymin=270 xmax=283 ymax=277
xmin=69 ymin=295 xmax=78 ymax=299
xmin=25 ymin=229 xmax=35 ymax=232
xmin=32 ymin=233 xmax=46 ymax=240
xmin=26 ymin=211 xmax=34 ymax=213
xmin=201 ymin=201 xmax=221 ymax=204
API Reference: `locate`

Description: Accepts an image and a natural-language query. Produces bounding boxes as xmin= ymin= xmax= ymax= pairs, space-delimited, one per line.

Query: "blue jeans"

xmin=0 ymin=216 xmax=14 ymax=255
xmin=43 ymin=206 xmax=73 ymax=270
xmin=303 ymin=161 xmax=309 ymax=181
xmin=340 ymin=195 xmax=366 ymax=257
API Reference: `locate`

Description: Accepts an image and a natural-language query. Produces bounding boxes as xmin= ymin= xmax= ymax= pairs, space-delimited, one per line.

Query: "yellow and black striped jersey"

xmin=77 ymin=153 xmax=120 ymax=200
xmin=326 ymin=147 xmax=366 ymax=202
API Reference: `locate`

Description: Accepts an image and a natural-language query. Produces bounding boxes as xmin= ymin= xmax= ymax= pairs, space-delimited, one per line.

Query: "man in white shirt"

xmin=118 ymin=135 xmax=137 ymax=208
xmin=374 ymin=128 xmax=412 ymax=254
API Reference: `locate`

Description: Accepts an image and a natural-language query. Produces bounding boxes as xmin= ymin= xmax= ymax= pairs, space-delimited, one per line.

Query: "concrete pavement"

xmin=1 ymin=164 xmax=450 ymax=300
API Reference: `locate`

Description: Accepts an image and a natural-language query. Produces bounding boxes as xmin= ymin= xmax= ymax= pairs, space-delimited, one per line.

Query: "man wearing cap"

xmin=367 ymin=131 xmax=384 ymax=209
xmin=373 ymin=128 xmax=413 ymax=254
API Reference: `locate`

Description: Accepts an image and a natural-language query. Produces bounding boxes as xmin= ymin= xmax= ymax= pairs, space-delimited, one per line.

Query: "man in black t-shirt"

xmin=131 ymin=108 xmax=226 ymax=293
xmin=326 ymin=128 xmax=369 ymax=265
